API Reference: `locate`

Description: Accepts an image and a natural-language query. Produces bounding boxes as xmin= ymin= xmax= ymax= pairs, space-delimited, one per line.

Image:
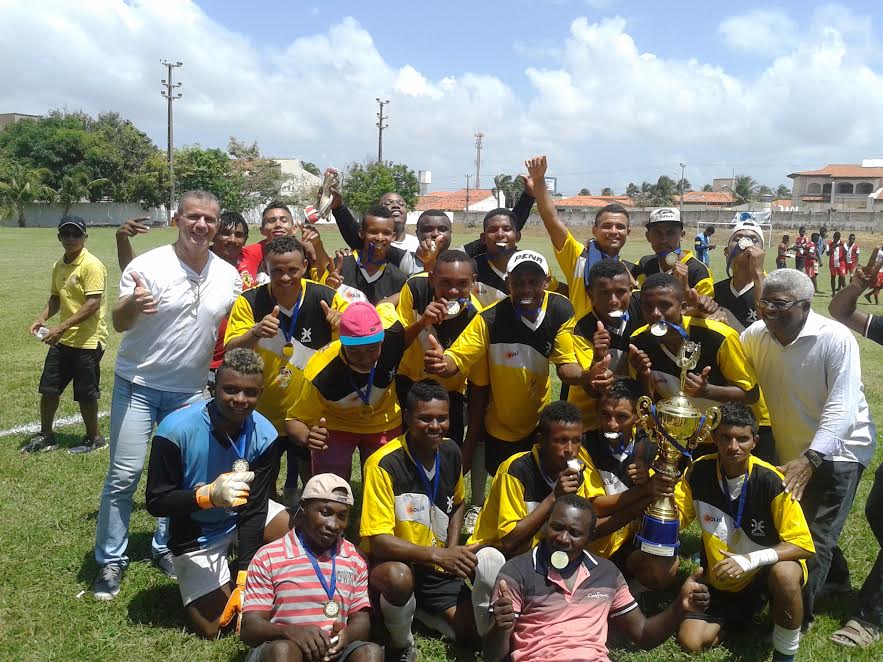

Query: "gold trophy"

xmin=634 ymin=340 xmax=721 ymax=556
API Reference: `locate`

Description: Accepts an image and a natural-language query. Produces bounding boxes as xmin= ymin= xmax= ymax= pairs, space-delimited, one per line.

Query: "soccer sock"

xmin=473 ymin=547 xmax=506 ymax=636
xmin=283 ymin=448 xmax=298 ymax=489
xmin=771 ymin=624 xmax=800 ymax=662
xmin=471 ymin=441 xmax=487 ymax=504
xmin=380 ymin=594 xmax=416 ymax=648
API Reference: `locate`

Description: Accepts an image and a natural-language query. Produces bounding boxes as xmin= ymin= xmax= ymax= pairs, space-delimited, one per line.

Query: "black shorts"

xmin=485 ymin=431 xmax=537 ymax=476
xmin=608 ymin=537 xmax=640 ymax=573
xmin=412 ymin=564 xmax=471 ymax=613
xmin=38 ymin=343 xmax=104 ymax=402
xmin=684 ymin=569 xmax=770 ymax=630
xmin=245 ymin=639 xmax=373 ymax=662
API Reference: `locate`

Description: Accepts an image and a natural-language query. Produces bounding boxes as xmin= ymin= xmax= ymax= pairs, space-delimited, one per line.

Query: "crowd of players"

xmin=25 ymin=154 xmax=883 ymax=661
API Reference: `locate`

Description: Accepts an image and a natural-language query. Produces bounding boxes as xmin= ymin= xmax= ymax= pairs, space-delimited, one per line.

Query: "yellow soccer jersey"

xmin=395 ymin=273 xmax=487 ymax=394
xmin=635 ymin=249 xmax=714 ymax=296
xmin=675 ymin=454 xmax=814 ymax=592
xmin=50 ymin=247 xmax=107 ymax=349
xmin=629 ymin=315 xmax=771 ymax=427
xmin=444 ymin=292 xmax=576 ymax=441
xmin=225 ymin=280 xmax=345 ymax=431
xmin=360 ymin=435 xmax=465 ymax=569
xmin=467 ymin=444 xmax=606 ymax=555
xmin=285 ymin=303 xmax=405 ymax=434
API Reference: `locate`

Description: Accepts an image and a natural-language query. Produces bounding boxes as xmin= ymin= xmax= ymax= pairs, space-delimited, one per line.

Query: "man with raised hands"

xmin=145 ymin=349 xmax=295 ymax=638
xmin=92 ymin=190 xmax=243 ymax=600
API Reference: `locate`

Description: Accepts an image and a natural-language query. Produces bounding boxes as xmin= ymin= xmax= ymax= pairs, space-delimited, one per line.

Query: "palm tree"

xmin=54 ymin=169 xmax=109 ymax=215
xmin=0 ymin=161 xmax=54 ymax=227
xmin=601 ymin=187 xmax=614 ymax=196
xmin=776 ymin=184 xmax=791 ymax=199
xmin=702 ymin=184 xmax=713 ymax=192
xmin=579 ymin=187 xmax=591 ymax=196
xmin=493 ymin=174 xmax=513 ymax=206
xmin=733 ymin=175 xmax=758 ymax=205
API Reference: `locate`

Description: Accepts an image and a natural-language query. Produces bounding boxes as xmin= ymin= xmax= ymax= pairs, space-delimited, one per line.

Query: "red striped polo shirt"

xmin=243 ymin=528 xmax=370 ymax=626
xmin=493 ymin=547 xmax=637 ymax=662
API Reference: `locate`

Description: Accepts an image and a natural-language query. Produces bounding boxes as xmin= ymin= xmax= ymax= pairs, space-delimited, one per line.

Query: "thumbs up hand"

xmin=306 ymin=417 xmax=329 ymax=452
xmin=423 ymin=334 xmax=449 ymax=375
xmin=592 ymin=320 xmax=611 ymax=357
xmin=320 ymin=299 xmax=341 ymax=330
xmin=582 ymin=353 xmax=614 ymax=394
xmin=130 ymin=271 xmax=157 ymax=315
xmin=680 ymin=567 xmax=710 ymax=614
xmin=492 ymin=579 xmax=517 ymax=630
xmin=253 ymin=305 xmax=281 ymax=338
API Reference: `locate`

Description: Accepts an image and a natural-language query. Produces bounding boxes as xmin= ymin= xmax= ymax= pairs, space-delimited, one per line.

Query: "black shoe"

xmin=92 ymin=563 xmax=125 ymax=601
xmin=385 ymin=644 xmax=418 ymax=662
xmin=21 ymin=432 xmax=57 ymax=454
xmin=69 ymin=435 xmax=108 ymax=455
xmin=152 ymin=551 xmax=177 ymax=580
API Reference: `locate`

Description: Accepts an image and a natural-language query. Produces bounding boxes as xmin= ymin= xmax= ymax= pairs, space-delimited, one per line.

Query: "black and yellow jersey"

xmin=628 ymin=315 xmax=771 ymax=427
xmin=467 ymin=444 xmax=605 ymax=556
xmin=634 ymin=249 xmax=714 ymax=296
xmin=562 ymin=296 xmax=643 ymax=431
xmin=675 ymin=454 xmax=815 ymax=592
xmin=285 ymin=303 xmax=405 ymax=434
xmin=225 ymin=280 xmax=346 ymax=431
xmin=445 ymin=292 xmax=576 ymax=441
xmin=713 ymin=277 xmax=760 ymax=332
xmin=395 ymin=273 xmax=486 ymax=394
xmin=324 ymin=249 xmax=408 ymax=305
xmin=360 ymin=435 xmax=465 ymax=569
xmin=473 ymin=253 xmax=564 ymax=309
xmin=554 ymin=233 xmax=636 ymax=318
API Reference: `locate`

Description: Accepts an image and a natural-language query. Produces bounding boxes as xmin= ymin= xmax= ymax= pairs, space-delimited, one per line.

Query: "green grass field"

xmin=0 ymin=223 xmax=880 ymax=661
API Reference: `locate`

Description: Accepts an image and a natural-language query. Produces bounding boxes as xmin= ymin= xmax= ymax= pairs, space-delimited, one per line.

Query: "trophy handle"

xmin=636 ymin=395 xmax=655 ymax=438
xmin=696 ymin=406 xmax=721 ymax=446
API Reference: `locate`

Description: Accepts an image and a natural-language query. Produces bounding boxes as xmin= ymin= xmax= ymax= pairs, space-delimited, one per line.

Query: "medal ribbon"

xmin=652 ymin=319 xmax=688 ymax=339
xmin=277 ymin=287 xmax=304 ymax=345
xmin=208 ymin=402 xmax=251 ymax=462
xmin=356 ymin=246 xmax=387 ymax=268
xmin=411 ymin=449 xmax=441 ymax=520
xmin=583 ymin=240 xmax=619 ymax=291
xmin=719 ymin=469 xmax=750 ymax=530
xmin=349 ymin=364 xmax=377 ymax=406
xmin=656 ymin=247 xmax=682 ymax=268
xmin=649 ymin=403 xmax=706 ymax=457
xmin=297 ymin=531 xmax=337 ymax=603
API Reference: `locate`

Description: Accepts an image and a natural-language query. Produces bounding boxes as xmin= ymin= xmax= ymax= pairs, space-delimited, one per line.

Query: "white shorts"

xmin=174 ymin=499 xmax=287 ymax=606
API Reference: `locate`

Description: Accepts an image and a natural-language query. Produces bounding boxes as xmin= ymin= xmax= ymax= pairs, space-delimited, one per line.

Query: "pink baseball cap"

xmin=339 ymin=301 xmax=385 ymax=346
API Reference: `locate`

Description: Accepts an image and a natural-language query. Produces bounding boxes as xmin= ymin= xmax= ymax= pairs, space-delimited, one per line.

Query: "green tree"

xmin=174 ymin=146 xmax=242 ymax=211
xmin=227 ymin=138 xmax=284 ymax=210
xmin=601 ymin=187 xmax=614 ymax=196
xmin=733 ymin=174 xmax=758 ymax=205
xmin=494 ymin=174 xmax=514 ymax=206
xmin=579 ymin=187 xmax=592 ymax=196
xmin=776 ymin=184 xmax=791 ymax=198
xmin=625 ymin=182 xmax=640 ymax=199
xmin=0 ymin=161 xmax=54 ymax=226
xmin=341 ymin=161 xmax=419 ymax=213
xmin=757 ymin=184 xmax=774 ymax=198
xmin=301 ymin=161 xmax=320 ymax=177
xmin=122 ymin=152 xmax=170 ymax=209
xmin=702 ymin=184 xmax=713 ymax=192
xmin=53 ymin=168 xmax=109 ymax=215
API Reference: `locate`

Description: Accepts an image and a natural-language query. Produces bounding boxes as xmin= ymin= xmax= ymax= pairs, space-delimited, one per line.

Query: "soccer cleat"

xmin=385 ymin=645 xmax=419 ymax=662
xmin=68 ymin=435 xmax=108 ymax=455
xmin=21 ymin=432 xmax=57 ymax=454
xmin=92 ymin=563 xmax=124 ymax=601
xmin=152 ymin=551 xmax=178 ymax=580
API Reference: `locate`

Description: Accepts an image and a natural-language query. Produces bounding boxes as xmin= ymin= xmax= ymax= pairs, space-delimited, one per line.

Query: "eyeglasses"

xmin=757 ymin=299 xmax=808 ymax=311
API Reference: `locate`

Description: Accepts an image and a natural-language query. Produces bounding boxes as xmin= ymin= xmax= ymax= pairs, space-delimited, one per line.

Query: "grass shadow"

xmin=127 ymin=584 xmax=187 ymax=630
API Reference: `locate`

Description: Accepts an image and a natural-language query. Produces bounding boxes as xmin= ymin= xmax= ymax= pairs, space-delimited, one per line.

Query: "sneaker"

xmin=21 ymin=432 xmax=57 ymax=454
xmin=463 ymin=505 xmax=481 ymax=536
xmin=385 ymin=645 xmax=418 ymax=662
xmin=152 ymin=551 xmax=177 ymax=580
xmin=92 ymin=563 xmax=124 ymax=601
xmin=68 ymin=435 xmax=108 ymax=455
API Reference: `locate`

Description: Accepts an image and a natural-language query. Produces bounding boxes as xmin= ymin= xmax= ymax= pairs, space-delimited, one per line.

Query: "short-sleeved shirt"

xmin=444 ymin=292 xmax=576 ymax=441
xmin=674 ymin=454 xmax=814 ymax=592
xmin=694 ymin=233 xmax=711 ymax=265
xmin=360 ymin=435 xmax=465 ymax=569
xmin=713 ymin=277 xmax=760 ymax=332
xmin=239 ymin=241 xmax=268 ymax=281
xmin=561 ymin=296 xmax=643 ymax=430
xmin=553 ymin=234 xmax=636 ymax=319
xmin=634 ymin=249 xmax=714 ymax=296
xmin=243 ymin=529 xmax=370 ymax=626
xmin=473 ymin=253 xmax=564 ymax=309
xmin=225 ymin=280 xmax=345 ymax=431
xmin=467 ymin=444 xmax=605 ymax=555
xmin=286 ymin=304 xmax=405 ymax=434
xmin=845 ymin=243 xmax=860 ymax=266
xmin=326 ymin=250 xmax=408 ymax=305
xmin=865 ymin=315 xmax=883 ymax=346
xmin=395 ymin=273 xmax=486 ymax=394
xmin=50 ymin=247 xmax=107 ymax=349
xmin=494 ymin=547 xmax=638 ymax=662
xmin=828 ymin=240 xmax=846 ymax=269
xmin=116 ymin=246 xmax=242 ymax=392
xmin=629 ymin=315 xmax=771 ymax=427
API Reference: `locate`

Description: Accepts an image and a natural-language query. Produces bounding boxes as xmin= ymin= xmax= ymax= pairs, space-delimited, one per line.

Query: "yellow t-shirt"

xmin=444 ymin=292 xmax=576 ymax=441
xmin=675 ymin=454 xmax=814 ymax=592
xmin=50 ymin=247 xmax=107 ymax=349
xmin=467 ymin=444 xmax=606 ymax=556
xmin=224 ymin=280 xmax=345 ymax=431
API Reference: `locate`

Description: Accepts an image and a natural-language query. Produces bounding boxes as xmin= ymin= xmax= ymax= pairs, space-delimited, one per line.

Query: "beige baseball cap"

xmin=301 ymin=473 xmax=354 ymax=505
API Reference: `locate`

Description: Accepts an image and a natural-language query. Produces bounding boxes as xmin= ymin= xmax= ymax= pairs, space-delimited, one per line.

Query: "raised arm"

xmin=525 ymin=156 xmax=568 ymax=252
xmin=829 ymin=247 xmax=880 ymax=334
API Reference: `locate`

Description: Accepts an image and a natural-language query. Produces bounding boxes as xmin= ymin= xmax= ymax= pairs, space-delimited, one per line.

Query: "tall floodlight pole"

xmin=376 ymin=98 xmax=389 ymax=163
xmin=474 ymin=132 xmax=484 ymax=189
xmin=679 ymin=162 xmax=686 ymax=214
xmin=161 ymin=60 xmax=183 ymax=222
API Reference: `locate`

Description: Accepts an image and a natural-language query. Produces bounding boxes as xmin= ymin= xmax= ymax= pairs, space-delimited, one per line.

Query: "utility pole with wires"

xmin=679 ymin=162 xmax=686 ymax=214
xmin=375 ymin=98 xmax=389 ymax=163
xmin=161 ymin=60 xmax=183 ymax=223
xmin=465 ymin=174 xmax=472 ymax=210
xmin=474 ymin=132 xmax=484 ymax=189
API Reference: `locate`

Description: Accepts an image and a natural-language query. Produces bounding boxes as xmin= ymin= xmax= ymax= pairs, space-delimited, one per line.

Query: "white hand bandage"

xmin=731 ymin=547 xmax=779 ymax=573
xmin=196 ymin=471 xmax=254 ymax=509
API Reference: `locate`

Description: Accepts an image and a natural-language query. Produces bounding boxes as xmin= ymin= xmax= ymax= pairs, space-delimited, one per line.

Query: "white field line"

xmin=0 ymin=410 xmax=110 ymax=438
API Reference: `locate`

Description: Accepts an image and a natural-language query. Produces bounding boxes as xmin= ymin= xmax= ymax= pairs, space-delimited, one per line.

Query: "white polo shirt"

xmin=740 ymin=311 xmax=876 ymax=466
xmin=116 ymin=245 xmax=242 ymax=393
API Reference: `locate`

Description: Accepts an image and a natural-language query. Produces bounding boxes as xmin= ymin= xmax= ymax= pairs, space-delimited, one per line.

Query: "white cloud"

xmin=718 ymin=8 xmax=798 ymax=56
xmin=1 ymin=2 xmax=882 ymax=194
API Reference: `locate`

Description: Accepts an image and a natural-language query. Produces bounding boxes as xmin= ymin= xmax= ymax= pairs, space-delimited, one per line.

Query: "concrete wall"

xmin=8 ymin=203 xmax=169 ymax=228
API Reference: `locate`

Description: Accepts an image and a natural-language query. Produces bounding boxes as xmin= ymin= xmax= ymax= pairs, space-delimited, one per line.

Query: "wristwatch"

xmin=803 ymin=449 xmax=824 ymax=469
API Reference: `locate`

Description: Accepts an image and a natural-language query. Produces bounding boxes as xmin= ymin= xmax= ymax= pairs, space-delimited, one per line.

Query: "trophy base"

xmin=635 ymin=514 xmax=680 ymax=558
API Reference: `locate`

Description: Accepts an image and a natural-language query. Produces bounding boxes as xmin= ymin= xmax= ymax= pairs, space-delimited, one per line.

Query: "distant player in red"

xmin=776 ymin=234 xmax=790 ymax=270
xmin=828 ymin=231 xmax=847 ymax=294
xmin=804 ymin=233 xmax=819 ymax=292
xmin=844 ymin=234 xmax=860 ymax=275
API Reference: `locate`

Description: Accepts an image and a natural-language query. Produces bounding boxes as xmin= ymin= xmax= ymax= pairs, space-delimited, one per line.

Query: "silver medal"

xmin=604 ymin=432 xmax=621 ymax=440
xmin=607 ymin=309 xmax=624 ymax=319
xmin=496 ymin=241 xmax=508 ymax=249
xmin=232 ymin=458 xmax=250 ymax=472
xmin=550 ymin=550 xmax=570 ymax=570
xmin=650 ymin=320 xmax=668 ymax=336
xmin=567 ymin=459 xmax=583 ymax=473
xmin=664 ymin=252 xmax=678 ymax=267
xmin=445 ymin=300 xmax=462 ymax=317
xmin=737 ymin=237 xmax=754 ymax=250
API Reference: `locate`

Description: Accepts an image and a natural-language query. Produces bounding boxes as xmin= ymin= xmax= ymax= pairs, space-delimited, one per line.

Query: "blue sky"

xmin=3 ymin=1 xmax=883 ymax=194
